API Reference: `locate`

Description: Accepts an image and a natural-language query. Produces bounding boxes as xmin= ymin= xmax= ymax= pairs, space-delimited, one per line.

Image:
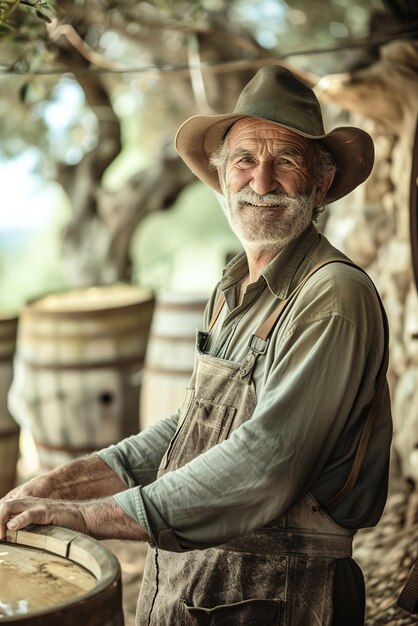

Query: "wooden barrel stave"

xmin=0 ymin=315 xmax=20 ymax=496
xmin=8 ymin=285 xmax=154 ymax=470
xmin=2 ymin=526 xmax=124 ymax=625
xmin=0 ymin=428 xmax=20 ymax=496
xmin=141 ymin=292 xmax=209 ymax=429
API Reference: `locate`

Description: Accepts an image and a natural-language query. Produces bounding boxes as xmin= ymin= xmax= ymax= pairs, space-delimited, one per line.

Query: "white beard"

xmin=222 ymin=186 xmax=316 ymax=250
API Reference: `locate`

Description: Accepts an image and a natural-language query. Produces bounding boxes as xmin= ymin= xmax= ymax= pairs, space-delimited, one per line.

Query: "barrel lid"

xmin=26 ymin=284 xmax=154 ymax=315
xmin=1 ymin=525 xmax=122 ymax=622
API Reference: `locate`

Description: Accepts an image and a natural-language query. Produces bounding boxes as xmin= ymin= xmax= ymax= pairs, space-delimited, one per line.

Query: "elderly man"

xmin=0 ymin=65 xmax=392 ymax=625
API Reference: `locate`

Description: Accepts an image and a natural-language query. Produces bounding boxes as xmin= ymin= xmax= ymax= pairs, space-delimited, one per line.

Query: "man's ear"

xmin=314 ymin=169 xmax=335 ymax=208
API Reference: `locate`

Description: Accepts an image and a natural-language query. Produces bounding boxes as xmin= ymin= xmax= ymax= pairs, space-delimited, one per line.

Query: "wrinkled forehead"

xmin=227 ymin=117 xmax=314 ymax=156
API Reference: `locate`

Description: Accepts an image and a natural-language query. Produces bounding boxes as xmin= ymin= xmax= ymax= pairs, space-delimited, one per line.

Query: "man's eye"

xmin=236 ymin=158 xmax=254 ymax=167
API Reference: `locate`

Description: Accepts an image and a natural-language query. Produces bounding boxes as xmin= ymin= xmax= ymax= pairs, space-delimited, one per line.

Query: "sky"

xmin=0 ymin=80 xmax=84 ymax=234
xmin=0 ymin=152 xmax=57 ymax=232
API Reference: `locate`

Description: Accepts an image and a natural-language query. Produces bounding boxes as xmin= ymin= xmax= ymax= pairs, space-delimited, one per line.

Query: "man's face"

xmin=219 ymin=118 xmax=319 ymax=248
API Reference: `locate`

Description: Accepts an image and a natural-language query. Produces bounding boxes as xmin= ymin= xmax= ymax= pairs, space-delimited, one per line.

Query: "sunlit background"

xmin=0 ymin=0 xmax=386 ymax=313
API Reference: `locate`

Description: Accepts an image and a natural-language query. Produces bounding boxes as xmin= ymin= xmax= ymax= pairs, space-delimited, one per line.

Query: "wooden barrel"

xmin=0 ymin=313 xmax=20 ymax=497
xmin=1 ymin=525 xmax=124 ymax=625
xmin=141 ymin=292 xmax=209 ymax=429
xmin=8 ymin=284 xmax=154 ymax=470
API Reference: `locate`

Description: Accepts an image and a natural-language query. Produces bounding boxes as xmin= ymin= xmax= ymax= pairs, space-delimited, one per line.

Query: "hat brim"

xmin=175 ymin=113 xmax=374 ymax=205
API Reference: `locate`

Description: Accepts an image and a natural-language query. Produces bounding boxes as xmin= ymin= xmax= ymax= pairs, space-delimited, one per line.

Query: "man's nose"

xmin=249 ymin=163 xmax=279 ymax=195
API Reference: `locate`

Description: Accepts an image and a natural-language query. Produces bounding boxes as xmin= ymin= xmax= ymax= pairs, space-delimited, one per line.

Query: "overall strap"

xmin=207 ymin=257 xmax=389 ymax=510
xmin=250 ymin=256 xmax=390 ymax=511
xmin=208 ymin=258 xmax=355 ymax=336
xmin=207 ymin=291 xmax=225 ymax=333
xmin=252 ymin=258 xmax=355 ymax=341
xmin=325 ymin=286 xmax=389 ymax=511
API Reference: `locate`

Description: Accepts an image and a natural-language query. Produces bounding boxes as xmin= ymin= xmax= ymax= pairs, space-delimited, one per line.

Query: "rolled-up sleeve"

xmin=96 ymin=411 xmax=179 ymax=525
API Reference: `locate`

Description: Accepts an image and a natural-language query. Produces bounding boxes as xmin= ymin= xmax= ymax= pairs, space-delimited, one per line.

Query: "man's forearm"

xmin=1 ymin=455 xmax=127 ymax=504
xmin=82 ymin=497 xmax=151 ymax=541
xmin=43 ymin=454 xmax=127 ymax=499
xmin=0 ymin=495 xmax=151 ymax=542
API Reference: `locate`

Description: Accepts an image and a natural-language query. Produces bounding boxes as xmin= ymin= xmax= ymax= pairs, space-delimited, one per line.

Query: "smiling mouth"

xmin=241 ymin=202 xmax=283 ymax=209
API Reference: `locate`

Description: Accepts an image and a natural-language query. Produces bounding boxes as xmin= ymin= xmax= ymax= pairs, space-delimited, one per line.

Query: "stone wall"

xmin=320 ymin=40 xmax=418 ymax=486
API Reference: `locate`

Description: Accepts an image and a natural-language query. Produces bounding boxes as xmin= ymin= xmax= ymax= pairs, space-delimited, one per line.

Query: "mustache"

xmin=233 ymin=187 xmax=302 ymax=207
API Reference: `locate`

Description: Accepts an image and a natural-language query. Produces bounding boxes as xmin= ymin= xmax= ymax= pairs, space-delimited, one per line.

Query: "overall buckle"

xmin=248 ymin=334 xmax=269 ymax=355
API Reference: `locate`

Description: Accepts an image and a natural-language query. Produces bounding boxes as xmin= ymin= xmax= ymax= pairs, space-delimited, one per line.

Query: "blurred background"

xmin=0 ymin=0 xmax=408 ymax=310
xmin=1 ymin=1 xmax=418 ymax=624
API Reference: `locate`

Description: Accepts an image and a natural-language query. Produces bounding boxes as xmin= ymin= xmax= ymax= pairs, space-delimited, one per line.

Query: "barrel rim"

xmin=33 ymin=438 xmax=117 ymax=455
xmin=19 ymin=352 xmax=146 ymax=371
xmin=0 ymin=315 xmax=19 ymax=324
xmin=23 ymin=292 xmax=155 ymax=319
xmin=2 ymin=525 xmax=122 ymax=623
xmin=0 ymin=425 xmax=20 ymax=438
xmin=0 ymin=352 xmax=16 ymax=362
xmin=153 ymin=300 xmax=208 ymax=313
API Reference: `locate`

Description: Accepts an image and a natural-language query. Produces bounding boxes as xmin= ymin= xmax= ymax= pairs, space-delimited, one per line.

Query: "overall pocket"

xmin=182 ymin=597 xmax=284 ymax=625
xmin=163 ymin=395 xmax=236 ymax=471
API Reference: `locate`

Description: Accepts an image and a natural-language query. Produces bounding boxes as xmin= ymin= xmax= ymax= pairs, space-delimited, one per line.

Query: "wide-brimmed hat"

xmin=175 ymin=64 xmax=374 ymax=205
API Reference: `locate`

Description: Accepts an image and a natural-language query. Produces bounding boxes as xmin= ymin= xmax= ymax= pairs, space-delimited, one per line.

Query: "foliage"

xmin=0 ymin=0 xmax=54 ymax=36
xmin=0 ymin=185 xmax=71 ymax=311
xmin=131 ymin=181 xmax=241 ymax=292
xmin=0 ymin=0 xmax=397 ymax=166
xmin=1 ymin=0 xmax=415 ymax=293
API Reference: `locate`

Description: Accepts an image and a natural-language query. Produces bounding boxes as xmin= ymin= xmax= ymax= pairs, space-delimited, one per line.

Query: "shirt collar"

xmin=218 ymin=224 xmax=320 ymax=300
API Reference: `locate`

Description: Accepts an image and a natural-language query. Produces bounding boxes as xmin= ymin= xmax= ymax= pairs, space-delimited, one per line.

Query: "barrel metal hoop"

xmin=21 ymin=354 xmax=145 ymax=371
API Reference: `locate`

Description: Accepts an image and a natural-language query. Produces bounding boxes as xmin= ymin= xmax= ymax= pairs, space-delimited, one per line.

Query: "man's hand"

xmin=0 ymin=497 xmax=88 ymax=539
xmin=0 ymin=454 xmax=149 ymax=542
xmin=0 ymin=495 xmax=151 ymax=542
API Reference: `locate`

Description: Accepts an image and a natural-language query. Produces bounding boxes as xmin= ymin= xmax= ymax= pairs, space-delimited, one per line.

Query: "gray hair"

xmin=311 ymin=143 xmax=337 ymax=219
xmin=209 ymin=135 xmax=337 ymax=221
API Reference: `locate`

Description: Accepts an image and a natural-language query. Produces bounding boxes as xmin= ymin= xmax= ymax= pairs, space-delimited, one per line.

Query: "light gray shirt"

xmin=97 ymin=224 xmax=392 ymax=551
